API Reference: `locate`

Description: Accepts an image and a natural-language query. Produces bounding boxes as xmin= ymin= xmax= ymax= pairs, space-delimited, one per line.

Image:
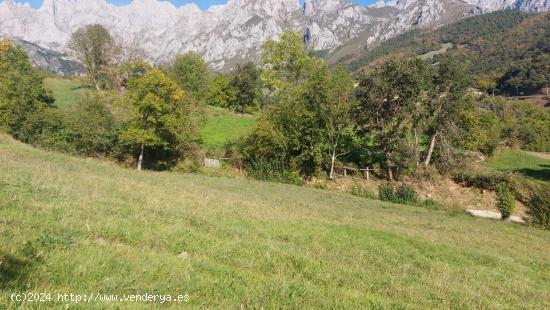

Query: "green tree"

xmin=261 ymin=31 xmax=317 ymax=94
xmin=423 ymin=61 xmax=470 ymax=167
xmin=119 ymin=69 xmax=197 ymax=170
xmin=0 ymin=40 xmax=54 ymax=140
xmin=355 ymin=59 xmax=429 ymax=181
xmin=459 ymin=109 xmax=501 ymax=155
xmin=68 ymin=24 xmax=118 ymax=90
xmin=321 ymin=66 xmax=357 ymax=179
xmin=169 ymin=52 xmax=210 ymax=100
xmin=206 ymin=74 xmax=236 ymax=108
xmin=243 ymin=31 xmax=327 ymax=178
xmin=230 ymin=62 xmax=260 ymax=113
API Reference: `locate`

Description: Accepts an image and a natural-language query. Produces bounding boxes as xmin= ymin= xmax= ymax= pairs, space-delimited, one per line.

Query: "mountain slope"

xmin=329 ymin=9 xmax=549 ymax=81
xmin=1 ymin=133 xmax=550 ymax=307
xmin=1 ymin=37 xmax=84 ymax=76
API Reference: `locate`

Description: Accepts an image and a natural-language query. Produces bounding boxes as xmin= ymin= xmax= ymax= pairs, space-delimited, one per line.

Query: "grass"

xmin=485 ymin=149 xmax=550 ymax=182
xmin=43 ymin=77 xmax=88 ymax=108
xmin=1 ymin=134 xmax=549 ymax=308
xmin=200 ymin=106 xmax=256 ymax=149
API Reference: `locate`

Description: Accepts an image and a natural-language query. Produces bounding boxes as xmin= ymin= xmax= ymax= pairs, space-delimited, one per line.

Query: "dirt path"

xmin=525 ymin=151 xmax=550 ymax=161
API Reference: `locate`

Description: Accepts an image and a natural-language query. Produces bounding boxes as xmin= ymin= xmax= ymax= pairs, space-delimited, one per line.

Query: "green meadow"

xmin=43 ymin=77 xmax=88 ymax=108
xmin=485 ymin=149 xmax=550 ymax=183
xmin=1 ymin=134 xmax=549 ymax=308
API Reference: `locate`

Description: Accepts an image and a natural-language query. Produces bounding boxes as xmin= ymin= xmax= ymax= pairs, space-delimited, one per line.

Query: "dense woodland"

xmin=1 ymin=16 xmax=549 ymax=228
xmin=342 ymin=10 xmax=550 ymax=97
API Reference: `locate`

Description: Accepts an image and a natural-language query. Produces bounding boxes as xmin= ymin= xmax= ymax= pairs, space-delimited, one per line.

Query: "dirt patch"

xmin=466 ymin=209 xmax=527 ymax=224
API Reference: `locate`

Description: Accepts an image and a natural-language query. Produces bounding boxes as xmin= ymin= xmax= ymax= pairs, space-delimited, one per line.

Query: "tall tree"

xmin=355 ymin=59 xmax=429 ymax=181
xmin=230 ymin=62 xmax=260 ymax=113
xmin=261 ymin=31 xmax=316 ymax=94
xmin=321 ymin=66 xmax=357 ymax=179
xmin=169 ymin=52 xmax=210 ymax=100
xmin=119 ymin=69 xmax=197 ymax=170
xmin=0 ymin=40 xmax=54 ymax=139
xmin=423 ymin=60 xmax=470 ymax=167
xmin=68 ymin=24 xmax=118 ymax=90
xmin=243 ymin=31 xmax=327 ymax=177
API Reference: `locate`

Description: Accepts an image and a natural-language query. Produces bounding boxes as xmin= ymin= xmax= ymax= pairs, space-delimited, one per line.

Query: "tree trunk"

xmin=137 ymin=143 xmax=144 ymax=171
xmin=424 ymin=132 xmax=438 ymax=167
xmin=386 ymin=158 xmax=394 ymax=182
xmin=414 ymin=128 xmax=420 ymax=167
xmin=329 ymin=150 xmax=336 ymax=180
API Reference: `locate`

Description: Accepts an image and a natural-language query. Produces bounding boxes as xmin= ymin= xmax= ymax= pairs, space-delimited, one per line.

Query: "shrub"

xmin=174 ymin=159 xmax=201 ymax=174
xmin=246 ymin=159 xmax=303 ymax=186
xmin=452 ymin=169 xmax=507 ymax=191
xmin=526 ymin=187 xmax=550 ymax=229
xmin=395 ymin=184 xmax=418 ymax=204
xmin=379 ymin=183 xmax=397 ymax=203
xmin=313 ymin=180 xmax=327 ymax=190
xmin=495 ymin=183 xmax=515 ymax=220
xmin=453 ymin=167 xmax=544 ymax=205
xmin=378 ymin=183 xmax=418 ymax=205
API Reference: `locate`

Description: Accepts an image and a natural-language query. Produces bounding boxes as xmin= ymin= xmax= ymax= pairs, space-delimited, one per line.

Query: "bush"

xmin=495 ymin=183 xmax=515 ymax=220
xmin=174 ymin=159 xmax=201 ymax=174
xmin=378 ymin=183 xmax=418 ymax=205
xmin=526 ymin=187 xmax=550 ymax=229
xmin=378 ymin=183 xmax=397 ymax=202
xmin=246 ymin=159 xmax=303 ymax=186
xmin=452 ymin=169 xmax=507 ymax=191
xmin=452 ymin=167 xmax=544 ymax=205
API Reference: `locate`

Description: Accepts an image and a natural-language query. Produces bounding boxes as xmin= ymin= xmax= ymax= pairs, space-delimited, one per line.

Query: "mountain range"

xmin=0 ymin=0 xmax=548 ymax=74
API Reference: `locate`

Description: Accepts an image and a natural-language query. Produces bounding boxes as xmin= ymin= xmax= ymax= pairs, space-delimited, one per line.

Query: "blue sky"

xmin=8 ymin=0 xmax=379 ymax=10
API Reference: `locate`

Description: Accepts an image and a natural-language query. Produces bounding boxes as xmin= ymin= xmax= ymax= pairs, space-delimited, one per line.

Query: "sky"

xmin=8 ymin=0 xmax=380 ymax=11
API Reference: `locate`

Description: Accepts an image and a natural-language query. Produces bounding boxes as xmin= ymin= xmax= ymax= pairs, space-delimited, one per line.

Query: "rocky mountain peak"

xmin=0 ymin=0 xmax=548 ymax=73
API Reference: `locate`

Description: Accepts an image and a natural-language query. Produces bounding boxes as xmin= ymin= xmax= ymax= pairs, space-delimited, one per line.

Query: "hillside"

xmin=331 ymin=10 xmax=549 ymax=94
xmin=1 ymin=134 xmax=550 ymax=308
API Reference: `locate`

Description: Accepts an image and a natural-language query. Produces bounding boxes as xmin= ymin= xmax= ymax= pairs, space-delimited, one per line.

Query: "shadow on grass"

xmin=70 ymin=86 xmax=90 ymax=92
xmin=0 ymin=244 xmax=41 ymax=289
xmin=514 ymin=166 xmax=550 ymax=182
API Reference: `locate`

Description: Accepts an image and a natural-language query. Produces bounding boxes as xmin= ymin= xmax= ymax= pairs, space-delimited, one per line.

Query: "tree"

xmin=116 ymin=60 xmax=150 ymax=90
xmin=230 ymin=62 xmax=260 ymax=113
xmin=355 ymin=59 xmax=429 ymax=181
xmin=0 ymin=40 xmax=54 ymax=140
xmin=243 ymin=31 xmax=327 ymax=178
xmin=261 ymin=31 xmax=317 ymax=94
xmin=422 ymin=61 xmax=470 ymax=167
xmin=321 ymin=66 xmax=357 ymax=179
xmin=206 ymin=74 xmax=236 ymax=108
xmin=68 ymin=24 xmax=118 ymax=90
xmin=119 ymin=69 xmax=197 ymax=170
xmin=169 ymin=52 xmax=210 ymax=100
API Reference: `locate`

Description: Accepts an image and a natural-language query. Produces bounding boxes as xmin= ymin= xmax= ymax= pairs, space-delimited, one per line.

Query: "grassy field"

xmin=43 ymin=77 xmax=88 ymax=108
xmin=1 ymin=134 xmax=549 ymax=308
xmin=485 ymin=149 xmax=550 ymax=182
xmin=200 ymin=106 xmax=256 ymax=149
